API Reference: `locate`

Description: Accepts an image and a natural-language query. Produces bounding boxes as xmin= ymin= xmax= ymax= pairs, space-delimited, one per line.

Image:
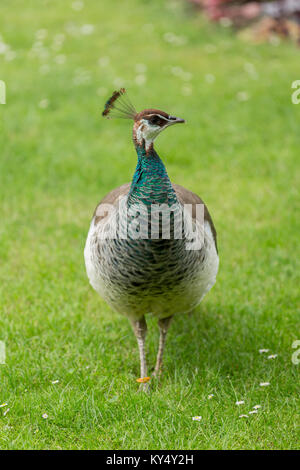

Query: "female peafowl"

xmin=84 ymin=89 xmax=219 ymax=387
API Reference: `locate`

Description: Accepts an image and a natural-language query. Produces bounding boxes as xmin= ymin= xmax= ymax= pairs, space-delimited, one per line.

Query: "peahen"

xmin=84 ymin=89 xmax=219 ymax=386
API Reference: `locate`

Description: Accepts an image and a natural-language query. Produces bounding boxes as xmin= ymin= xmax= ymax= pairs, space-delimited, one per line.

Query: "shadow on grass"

xmin=148 ymin=303 xmax=278 ymax=383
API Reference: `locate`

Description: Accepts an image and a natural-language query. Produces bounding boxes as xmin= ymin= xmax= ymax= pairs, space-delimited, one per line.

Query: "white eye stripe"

xmin=147 ymin=114 xmax=169 ymax=121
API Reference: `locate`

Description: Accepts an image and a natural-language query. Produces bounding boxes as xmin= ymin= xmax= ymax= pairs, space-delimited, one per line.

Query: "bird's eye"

xmin=149 ymin=116 xmax=160 ymax=125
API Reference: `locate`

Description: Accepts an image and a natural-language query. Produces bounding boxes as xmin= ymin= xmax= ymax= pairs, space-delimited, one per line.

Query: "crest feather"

xmin=102 ymin=88 xmax=136 ymax=120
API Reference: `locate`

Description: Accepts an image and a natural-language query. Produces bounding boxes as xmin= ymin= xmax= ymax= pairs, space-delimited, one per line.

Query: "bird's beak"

xmin=167 ymin=116 xmax=185 ymax=126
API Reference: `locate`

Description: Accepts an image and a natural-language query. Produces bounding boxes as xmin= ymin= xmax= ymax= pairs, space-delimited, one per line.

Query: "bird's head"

xmin=102 ymin=88 xmax=185 ymax=151
xmin=133 ymin=109 xmax=185 ymax=150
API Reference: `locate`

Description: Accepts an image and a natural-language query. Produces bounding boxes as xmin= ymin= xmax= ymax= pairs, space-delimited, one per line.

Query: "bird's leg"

xmin=153 ymin=316 xmax=173 ymax=377
xmin=131 ymin=316 xmax=148 ymax=389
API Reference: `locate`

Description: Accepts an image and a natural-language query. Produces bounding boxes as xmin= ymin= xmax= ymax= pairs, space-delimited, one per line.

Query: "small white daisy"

xmin=51 ymin=380 xmax=59 ymax=384
xmin=72 ymin=0 xmax=84 ymax=11
xmin=0 ymin=42 xmax=9 ymax=55
xmin=204 ymin=44 xmax=217 ymax=54
xmin=249 ymin=410 xmax=258 ymax=415
xmin=3 ymin=408 xmax=10 ymax=416
xmin=42 ymin=413 xmax=48 ymax=419
xmin=219 ymin=17 xmax=232 ymax=28
xmin=135 ymin=75 xmax=147 ymax=86
xmin=236 ymin=91 xmax=249 ymax=102
xmin=239 ymin=414 xmax=248 ymax=418
xmin=205 ymin=74 xmax=215 ymax=84
xmin=192 ymin=416 xmax=202 ymax=421
xmin=253 ymin=405 xmax=261 ymax=409
xmin=0 ymin=403 xmax=8 ymax=407
xmin=260 ymin=382 xmax=270 ymax=387
xmin=181 ymin=85 xmax=192 ymax=97
xmin=113 ymin=77 xmax=124 ymax=88
xmin=98 ymin=56 xmax=110 ymax=67
xmin=244 ymin=62 xmax=258 ymax=80
xmin=35 ymin=29 xmax=48 ymax=41
xmin=142 ymin=24 xmax=154 ymax=33
xmin=259 ymin=349 xmax=270 ymax=354
xmin=39 ymin=99 xmax=49 ymax=109
xmin=235 ymin=400 xmax=245 ymax=406
xmin=135 ymin=63 xmax=147 ymax=74
xmin=208 ymin=394 xmax=214 ymax=399
xmin=80 ymin=24 xmax=94 ymax=35
xmin=54 ymin=54 xmax=66 ymax=65
xmin=268 ymin=354 xmax=278 ymax=359
xmin=182 ymin=72 xmax=192 ymax=82
xmin=39 ymin=64 xmax=50 ymax=75
xmin=5 ymin=50 xmax=16 ymax=61
xmin=53 ymin=33 xmax=65 ymax=44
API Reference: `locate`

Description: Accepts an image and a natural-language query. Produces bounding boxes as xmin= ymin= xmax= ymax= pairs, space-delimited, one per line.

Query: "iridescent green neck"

xmin=128 ymin=142 xmax=178 ymax=207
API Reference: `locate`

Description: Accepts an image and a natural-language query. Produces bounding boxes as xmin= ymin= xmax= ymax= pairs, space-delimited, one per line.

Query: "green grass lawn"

xmin=0 ymin=0 xmax=299 ymax=450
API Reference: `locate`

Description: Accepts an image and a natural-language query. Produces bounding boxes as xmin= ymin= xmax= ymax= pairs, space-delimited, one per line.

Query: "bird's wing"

xmin=173 ymin=183 xmax=218 ymax=252
xmin=93 ymin=183 xmax=131 ymax=226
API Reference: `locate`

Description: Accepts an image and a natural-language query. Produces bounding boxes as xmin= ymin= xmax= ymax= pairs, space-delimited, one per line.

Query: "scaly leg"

xmin=153 ymin=316 xmax=173 ymax=377
xmin=131 ymin=316 xmax=148 ymax=390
